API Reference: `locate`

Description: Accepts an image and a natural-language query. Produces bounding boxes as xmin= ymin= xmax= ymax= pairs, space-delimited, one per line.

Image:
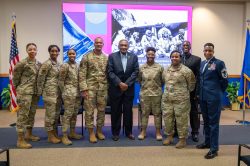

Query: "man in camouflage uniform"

xmin=162 ymin=50 xmax=195 ymax=148
xmin=137 ymin=47 xmax=164 ymax=141
xmin=37 ymin=45 xmax=61 ymax=144
xmin=13 ymin=43 xmax=41 ymax=148
xmin=59 ymin=49 xmax=82 ymax=145
xmin=79 ymin=37 xmax=108 ymax=143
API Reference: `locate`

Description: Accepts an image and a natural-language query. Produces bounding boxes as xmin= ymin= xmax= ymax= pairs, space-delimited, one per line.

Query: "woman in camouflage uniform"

xmin=138 ymin=47 xmax=164 ymax=141
xmin=162 ymin=50 xmax=195 ymax=148
xmin=13 ymin=43 xmax=41 ymax=148
xmin=37 ymin=45 xmax=61 ymax=144
xmin=59 ymin=49 xmax=82 ymax=145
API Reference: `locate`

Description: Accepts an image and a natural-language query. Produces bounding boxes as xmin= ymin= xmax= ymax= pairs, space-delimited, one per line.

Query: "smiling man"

xmin=197 ymin=43 xmax=228 ymax=159
xmin=181 ymin=41 xmax=201 ymax=142
xmin=108 ymin=39 xmax=139 ymax=141
xmin=79 ymin=37 xmax=108 ymax=143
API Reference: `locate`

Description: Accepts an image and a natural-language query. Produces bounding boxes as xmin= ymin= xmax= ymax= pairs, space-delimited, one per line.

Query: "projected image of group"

xmin=111 ymin=8 xmax=189 ymax=66
xmin=63 ymin=3 xmax=192 ymax=67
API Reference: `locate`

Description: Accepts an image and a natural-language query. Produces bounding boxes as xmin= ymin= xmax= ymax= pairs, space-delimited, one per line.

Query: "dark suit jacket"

xmin=181 ymin=53 xmax=201 ymax=97
xmin=108 ymin=51 xmax=139 ymax=97
xmin=199 ymin=57 xmax=228 ymax=101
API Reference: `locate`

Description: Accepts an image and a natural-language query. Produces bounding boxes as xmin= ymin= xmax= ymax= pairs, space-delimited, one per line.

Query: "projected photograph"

xmin=63 ymin=3 xmax=192 ymax=67
xmin=110 ymin=8 xmax=190 ymax=66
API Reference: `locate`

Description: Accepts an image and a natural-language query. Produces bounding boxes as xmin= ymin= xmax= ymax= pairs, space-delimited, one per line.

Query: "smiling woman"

xmin=170 ymin=50 xmax=182 ymax=67
xmin=138 ymin=46 xmax=163 ymax=141
xmin=37 ymin=44 xmax=62 ymax=144
xmin=162 ymin=50 xmax=196 ymax=148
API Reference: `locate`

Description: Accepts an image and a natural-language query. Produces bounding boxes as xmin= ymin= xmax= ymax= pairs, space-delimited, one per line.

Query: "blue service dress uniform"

xmin=199 ymin=56 xmax=228 ymax=153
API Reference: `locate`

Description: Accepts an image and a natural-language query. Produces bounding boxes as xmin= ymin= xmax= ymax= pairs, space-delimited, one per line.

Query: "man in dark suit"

xmin=108 ymin=39 xmax=139 ymax=141
xmin=196 ymin=43 xmax=228 ymax=159
xmin=181 ymin=41 xmax=201 ymax=142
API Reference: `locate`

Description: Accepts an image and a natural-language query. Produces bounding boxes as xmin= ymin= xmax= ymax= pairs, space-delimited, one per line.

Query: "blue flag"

xmin=238 ymin=27 xmax=250 ymax=108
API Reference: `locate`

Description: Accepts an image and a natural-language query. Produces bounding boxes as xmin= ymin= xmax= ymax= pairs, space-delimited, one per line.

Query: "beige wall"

xmin=192 ymin=3 xmax=244 ymax=75
xmin=0 ymin=0 xmax=62 ymax=73
xmin=0 ymin=0 xmax=248 ymax=74
xmin=246 ymin=2 xmax=250 ymax=19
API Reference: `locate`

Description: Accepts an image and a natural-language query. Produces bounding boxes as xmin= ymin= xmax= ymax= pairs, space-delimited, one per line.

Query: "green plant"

xmin=0 ymin=84 xmax=11 ymax=108
xmin=226 ymin=81 xmax=240 ymax=104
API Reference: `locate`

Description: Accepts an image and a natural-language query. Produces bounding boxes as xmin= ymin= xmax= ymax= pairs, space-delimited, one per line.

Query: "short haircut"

xmin=170 ymin=50 xmax=181 ymax=58
xmin=48 ymin=45 xmax=60 ymax=52
xmin=204 ymin=43 xmax=214 ymax=49
xmin=182 ymin=40 xmax=191 ymax=46
xmin=94 ymin=37 xmax=103 ymax=42
xmin=26 ymin=43 xmax=37 ymax=50
xmin=67 ymin=48 xmax=76 ymax=55
xmin=119 ymin=39 xmax=128 ymax=45
xmin=146 ymin=47 xmax=156 ymax=53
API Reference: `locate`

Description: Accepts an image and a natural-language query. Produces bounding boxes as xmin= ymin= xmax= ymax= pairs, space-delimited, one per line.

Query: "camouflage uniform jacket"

xmin=13 ymin=57 xmax=41 ymax=95
xmin=162 ymin=64 xmax=196 ymax=101
xmin=79 ymin=51 xmax=108 ymax=91
xmin=37 ymin=58 xmax=60 ymax=97
xmin=58 ymin=61 xmax=80 ymax=97
xmin=138 ymin=62 xmax=164 ymax=96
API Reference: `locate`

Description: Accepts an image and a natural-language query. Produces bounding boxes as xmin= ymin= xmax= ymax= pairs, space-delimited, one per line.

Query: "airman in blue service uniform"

xmin=196 ymin=43 xmax=228 ymax=159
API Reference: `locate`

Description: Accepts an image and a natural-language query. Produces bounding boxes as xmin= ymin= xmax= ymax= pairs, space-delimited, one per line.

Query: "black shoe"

xmin=112 ymin=135 xmax=119 ymax=141
xmin=204 ymin=151 xmax=218 ymax=159
xmin=196 ymin=143 xmax=210 ymax=149
xmin=192 ymin=134 xmax=199 ymax=142
xmin=126 ymin=134 xmax=135 ymax=140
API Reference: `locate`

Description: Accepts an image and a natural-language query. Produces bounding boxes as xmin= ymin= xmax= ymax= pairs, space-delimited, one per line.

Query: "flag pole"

xmin=9 ymin=13 xmax=18 ymax=127
xmin=243 ymin=75 xmax=246 ymax=124
xmin=236 ymin=19 xmax=250 ymax=125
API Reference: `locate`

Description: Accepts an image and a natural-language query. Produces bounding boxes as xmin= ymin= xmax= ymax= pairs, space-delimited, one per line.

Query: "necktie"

xmin=202 ymin=60 xmax=208 ymax=73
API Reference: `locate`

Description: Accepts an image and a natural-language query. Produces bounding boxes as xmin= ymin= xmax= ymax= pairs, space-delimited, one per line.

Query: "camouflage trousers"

xmin=140 ymin=95 xmax=162 ymax=129
xmin=162 ymin=98 xmax=190 ymax=138
xmin=62 ymin=96 xmax=81 ymax=132
xmin=16 ymin=94 xmax=39 ymax=132
xmin=84 ymin=90 xmax=107 ymax=128
xmin=43 ymin=96 xmax=61 ymax=131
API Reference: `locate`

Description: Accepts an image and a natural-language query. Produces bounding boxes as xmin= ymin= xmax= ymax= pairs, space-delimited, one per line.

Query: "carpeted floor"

xmin=3 ymin=146 xmax=239 ymax=166
xmin=1 ymin=125 xmax=249 ymax=149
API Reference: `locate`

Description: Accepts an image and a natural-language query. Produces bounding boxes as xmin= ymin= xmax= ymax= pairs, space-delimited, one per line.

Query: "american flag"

xmin=9 ymin=20 xmax=20 ymax=112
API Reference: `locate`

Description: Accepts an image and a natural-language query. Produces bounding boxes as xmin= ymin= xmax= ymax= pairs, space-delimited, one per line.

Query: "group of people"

xmin=13 ymin=37 xmax=228 ymax=159
xmin=112 ymin=26 xmax=186 ymax=58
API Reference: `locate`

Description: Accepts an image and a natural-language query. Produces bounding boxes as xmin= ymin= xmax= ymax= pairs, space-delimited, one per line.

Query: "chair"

xmin=197 ymin=103 xmax=204 ymax=134
xmin=137 ymin=102 xmax=162 ymax=129
xmin=238 ymin=144 xmax=250 ymax=166
xmin=78 ymin=98 xmax=85 ymax=136
xmin=0 ymin=148 xmax=9 ymax=166
xmin=60 ymin=98 xmax=85 ymax=136
xmin=104 ymin=97 xmax=111 ymax=115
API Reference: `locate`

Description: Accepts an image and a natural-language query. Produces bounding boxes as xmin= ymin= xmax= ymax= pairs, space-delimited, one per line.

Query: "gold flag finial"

xmin=247 ymin=19 xmax=250 ymax=29
xmin=12 ymin=12 xmax=16 ymax=21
